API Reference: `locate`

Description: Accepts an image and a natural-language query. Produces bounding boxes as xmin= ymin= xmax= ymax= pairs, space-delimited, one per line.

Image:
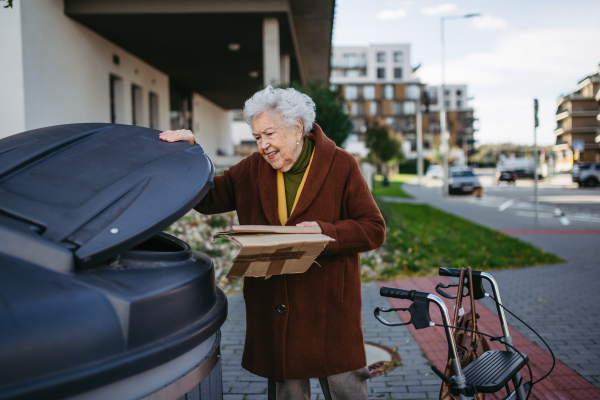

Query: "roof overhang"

xmin=64 ymin=0 xmax=334 ymax=110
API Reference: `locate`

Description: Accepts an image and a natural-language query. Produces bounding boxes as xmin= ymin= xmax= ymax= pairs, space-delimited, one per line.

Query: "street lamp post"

xmin=416 ymin=85 xmax=423 ymax=185
xmin=440 ymin=13 xmax=479 ymax=196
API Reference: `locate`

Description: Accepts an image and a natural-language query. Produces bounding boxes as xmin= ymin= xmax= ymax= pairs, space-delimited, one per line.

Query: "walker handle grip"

xmin=439 ymin=267 xmax=461 ymax=277
xmin=380 ymin=287 xmax=415 ymax=301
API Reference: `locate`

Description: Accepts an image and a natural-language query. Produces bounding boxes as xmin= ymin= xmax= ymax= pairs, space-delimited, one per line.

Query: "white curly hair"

xmin=243 ymin=85 xmax=316 ymax=137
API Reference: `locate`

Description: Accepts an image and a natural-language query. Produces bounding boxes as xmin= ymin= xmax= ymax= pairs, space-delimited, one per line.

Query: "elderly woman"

xmin=159 ymin=86 xmax=385 ymax=400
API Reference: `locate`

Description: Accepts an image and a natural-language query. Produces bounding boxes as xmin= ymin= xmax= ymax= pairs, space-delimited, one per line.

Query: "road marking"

xmin=514 ymin=211 xmax=554 ymax=218
xmin=498 ymin=199 xmax=514 ymax=211
xmin=560 ymin=216 xmax=571 ymax=225
xmin=498 ymin=229 xmax=600 ymax=235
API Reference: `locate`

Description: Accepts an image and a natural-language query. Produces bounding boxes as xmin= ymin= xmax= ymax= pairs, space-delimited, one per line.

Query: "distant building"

xmin=553 ymin=66 xmax=600 ymax=171
xmin=330 ymin=44 xmax=475 ymax=164
xmin=0 ymin=0 xmax=334 ymax=161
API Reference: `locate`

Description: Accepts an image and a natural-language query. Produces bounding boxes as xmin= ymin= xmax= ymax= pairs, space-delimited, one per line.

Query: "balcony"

xmin=331 ymin=63 xmax=367 ymax=69
xmin=556 ymin=110 xmax=598 ymax=121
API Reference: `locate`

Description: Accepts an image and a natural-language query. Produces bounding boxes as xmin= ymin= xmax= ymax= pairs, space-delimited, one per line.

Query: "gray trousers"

xmin=267 ymin=367 xmax=370 ymax=400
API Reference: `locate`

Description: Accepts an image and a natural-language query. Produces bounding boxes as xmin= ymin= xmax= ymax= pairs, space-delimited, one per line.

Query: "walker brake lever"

xmin=374 ymin=307 xmax=411 ymax=327
xmin=436 ymin=282 xmax=468 ymax=299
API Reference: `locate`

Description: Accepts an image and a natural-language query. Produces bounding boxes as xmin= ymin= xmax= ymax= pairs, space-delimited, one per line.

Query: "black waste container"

xmin=0 ymin=124 xmax=228 ymax=400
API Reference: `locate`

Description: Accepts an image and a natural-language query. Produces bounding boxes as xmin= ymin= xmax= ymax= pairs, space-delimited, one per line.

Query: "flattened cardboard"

xmin=215 ymin=226 xmax=333 ymax=278
xmin=224 ymin=225 xmax=322 ymax=234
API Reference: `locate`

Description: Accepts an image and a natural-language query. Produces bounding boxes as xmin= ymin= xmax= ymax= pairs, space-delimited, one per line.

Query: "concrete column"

xmin=280 ymin=54 xmax=290 ymax=86
xmin=0 ymin=0 xmax=26 ymax=138
xmin=263 ymin=17 xmax=280 ymax=87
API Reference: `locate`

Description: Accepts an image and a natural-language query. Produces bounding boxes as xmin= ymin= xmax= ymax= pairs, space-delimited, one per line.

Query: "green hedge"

xmin=397 ymin=159 xmax=431 ymax=174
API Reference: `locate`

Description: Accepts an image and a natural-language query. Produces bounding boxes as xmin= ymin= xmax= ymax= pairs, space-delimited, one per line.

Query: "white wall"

xmin=0 ymin=1 xmax=26 ymax=138
xmin=191 ymin=92 xmax=233 ymax=159
xmin=427 ymin=85 xmax=468 ymax=112
xmin=18 ymin=0 xmax=170 ymax=135
xmin=231 ymin=119 xmax=253 ymax=145
xmin=331 ymin=44 xmax=415 ymax=85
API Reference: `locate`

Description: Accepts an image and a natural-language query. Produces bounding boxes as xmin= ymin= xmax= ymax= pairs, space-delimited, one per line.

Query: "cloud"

xmin=415 ymin=28 xmax=600 ymax=145
xmin=421 ymin=3 xmax=457 ymax=16
xmin=376 ymin=7 xmax=407 ymax=20
xmin=472 ymin=15 xmax=507 ymax=31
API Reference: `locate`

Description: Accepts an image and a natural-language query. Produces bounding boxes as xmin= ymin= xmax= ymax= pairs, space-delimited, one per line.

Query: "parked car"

xmin=426 ymin=165 xmax=445 ymax=179
xmin=496 ymin=168 xmax=517 ymax=184
xmin=448 ymin=167 xmax=482 ymax=195
xmin=572 ymin=163 xmax=600 ymax=187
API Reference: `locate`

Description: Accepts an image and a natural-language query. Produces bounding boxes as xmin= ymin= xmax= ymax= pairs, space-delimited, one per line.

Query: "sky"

xmin=332 ymin=0 xmax=600 ymax=146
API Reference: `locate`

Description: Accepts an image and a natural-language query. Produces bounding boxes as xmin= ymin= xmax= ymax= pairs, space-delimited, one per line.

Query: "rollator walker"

xmin=375 ymin=267 xmax=531 ymax=400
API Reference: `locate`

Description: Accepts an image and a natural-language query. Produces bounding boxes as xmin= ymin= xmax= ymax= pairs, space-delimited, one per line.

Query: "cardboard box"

xmin=215 ymin=225 xmax=334 ymax=278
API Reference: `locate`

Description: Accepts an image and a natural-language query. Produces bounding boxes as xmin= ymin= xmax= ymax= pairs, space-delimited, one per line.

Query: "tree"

xmin=365 ymin=121 xmax=402 ymax=175
xmin=285 ymin=81 xmax=352 ymax=147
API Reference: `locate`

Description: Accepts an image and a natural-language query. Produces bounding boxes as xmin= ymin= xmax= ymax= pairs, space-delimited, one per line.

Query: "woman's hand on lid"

xmin=296 ymin=221 xmax=321 ymax=231
xmin=159 ymin=129 xmax=196 ymax=144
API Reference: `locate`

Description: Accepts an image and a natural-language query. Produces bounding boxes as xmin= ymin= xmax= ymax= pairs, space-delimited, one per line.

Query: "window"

xmin=356 ymin=102 xmax=365 ymax=116
xmin=376 ymin=52 xmax=386 ymax=62
xmin=457 ymin=100 xmax=462 ymax=108
xmin=393 ymin=51 xmax=403 ymax=63
xmin=363 ymin=85 xmax=375 ymax=100
xmin=345 ymin=70 xmax=361 ymax=77
xmin=351 ymin=102 xmax=365 ymax=116
xmin=394 ymin=68 xmax=402 ymax=79
xmin=369 ymin=101 xmax=379 ymax=116
xmin=109 ymin=75 xmax=124 ymax=123
xmin=393 ymin=101 xmax=402 ymax=116
xmin=445 ymin=100 xmax=451 ymax=108
xmin=444 ymin=90 xmax=450 ymax=96
xmin=377 ymin=68 xmax=385 ymax=79
xmin=149 ymin=92 xmax=159 ymax=129
xmin=403 ymin=101 xmax=416 ymax=115
xmin=384 ymin=85 xmax=394 ymax=100
xmin=342 ymin=53 xmax=358 ymax=68
xmin=131 ymin=84 xmax=143 ymax=126
xmin=406 ymin=85 xmax=419 ymax=100
xmin=456 ymin=89 xmax=462 ymax=96
xmin=345 ymin=85 xmax=358 ymax=100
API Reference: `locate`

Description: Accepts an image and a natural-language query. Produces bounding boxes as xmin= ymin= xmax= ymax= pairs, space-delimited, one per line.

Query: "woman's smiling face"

xmin=252 ymin=111 xmax=303 ymax=172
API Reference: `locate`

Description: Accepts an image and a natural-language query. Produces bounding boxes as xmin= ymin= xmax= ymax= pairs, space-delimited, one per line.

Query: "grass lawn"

xmin=363 ymin=199 xmax=564 ymax=281
xmin=372 ymin=174 xmax=415 ymax=198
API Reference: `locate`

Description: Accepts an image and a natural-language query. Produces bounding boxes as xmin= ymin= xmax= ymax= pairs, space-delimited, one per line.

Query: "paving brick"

xmin=387 ymin=392 xmax=427 ymax=399
xmin=219 ymin=283 xmax=435 ymax=398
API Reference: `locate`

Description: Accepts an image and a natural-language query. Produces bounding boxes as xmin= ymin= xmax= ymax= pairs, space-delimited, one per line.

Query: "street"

xmin=416 ymin=171 xmax=600 ymax=228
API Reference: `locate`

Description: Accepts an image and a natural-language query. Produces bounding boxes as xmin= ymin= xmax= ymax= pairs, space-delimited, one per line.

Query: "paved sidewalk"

xmin=381 ymin=277 xmax=600 ymax=400
xmin=399 ymin=184 xmax=600 ymax=388
xmin=220 ymin=283 xmax=441 ymax=400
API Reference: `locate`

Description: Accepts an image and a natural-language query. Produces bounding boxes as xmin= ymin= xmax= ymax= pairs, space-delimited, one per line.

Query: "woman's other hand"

xmin=296 ymin=221 xmax=321 ymax=232
xmin=159 ymin=129 xmax=196 ymax=144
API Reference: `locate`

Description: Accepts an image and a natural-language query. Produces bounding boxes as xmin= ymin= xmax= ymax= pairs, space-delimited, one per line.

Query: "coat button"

xmin=277 ymin=304 xmax=287 ymax=314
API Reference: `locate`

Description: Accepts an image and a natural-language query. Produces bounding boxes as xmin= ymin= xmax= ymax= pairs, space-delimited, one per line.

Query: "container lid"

xmin=0 ymin=123 xmax=214 ymax=268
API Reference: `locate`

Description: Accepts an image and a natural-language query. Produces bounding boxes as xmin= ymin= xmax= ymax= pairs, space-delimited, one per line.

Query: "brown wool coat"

xmin=195 ymin=123 xmax=385 ymax=382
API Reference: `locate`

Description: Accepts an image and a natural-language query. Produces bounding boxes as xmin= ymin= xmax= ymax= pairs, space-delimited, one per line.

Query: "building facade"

xmin=330 ymin=44 xmax=475 ymax=164
xmin=0 ymin=0 xmax=334 ymax=161
xmin=553 ymin=66 xmax=600 ymax=171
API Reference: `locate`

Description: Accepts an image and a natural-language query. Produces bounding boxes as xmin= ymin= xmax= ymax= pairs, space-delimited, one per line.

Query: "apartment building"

xmin=553 ymin=66 xmax=600 ymax=171
xmin=330 ymin=44 xmax=475 ymax=164
xmin=425 ymin=85 xmax=476 ymax=163
xmin=0 ymin=0 xmax=334 ymax=160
